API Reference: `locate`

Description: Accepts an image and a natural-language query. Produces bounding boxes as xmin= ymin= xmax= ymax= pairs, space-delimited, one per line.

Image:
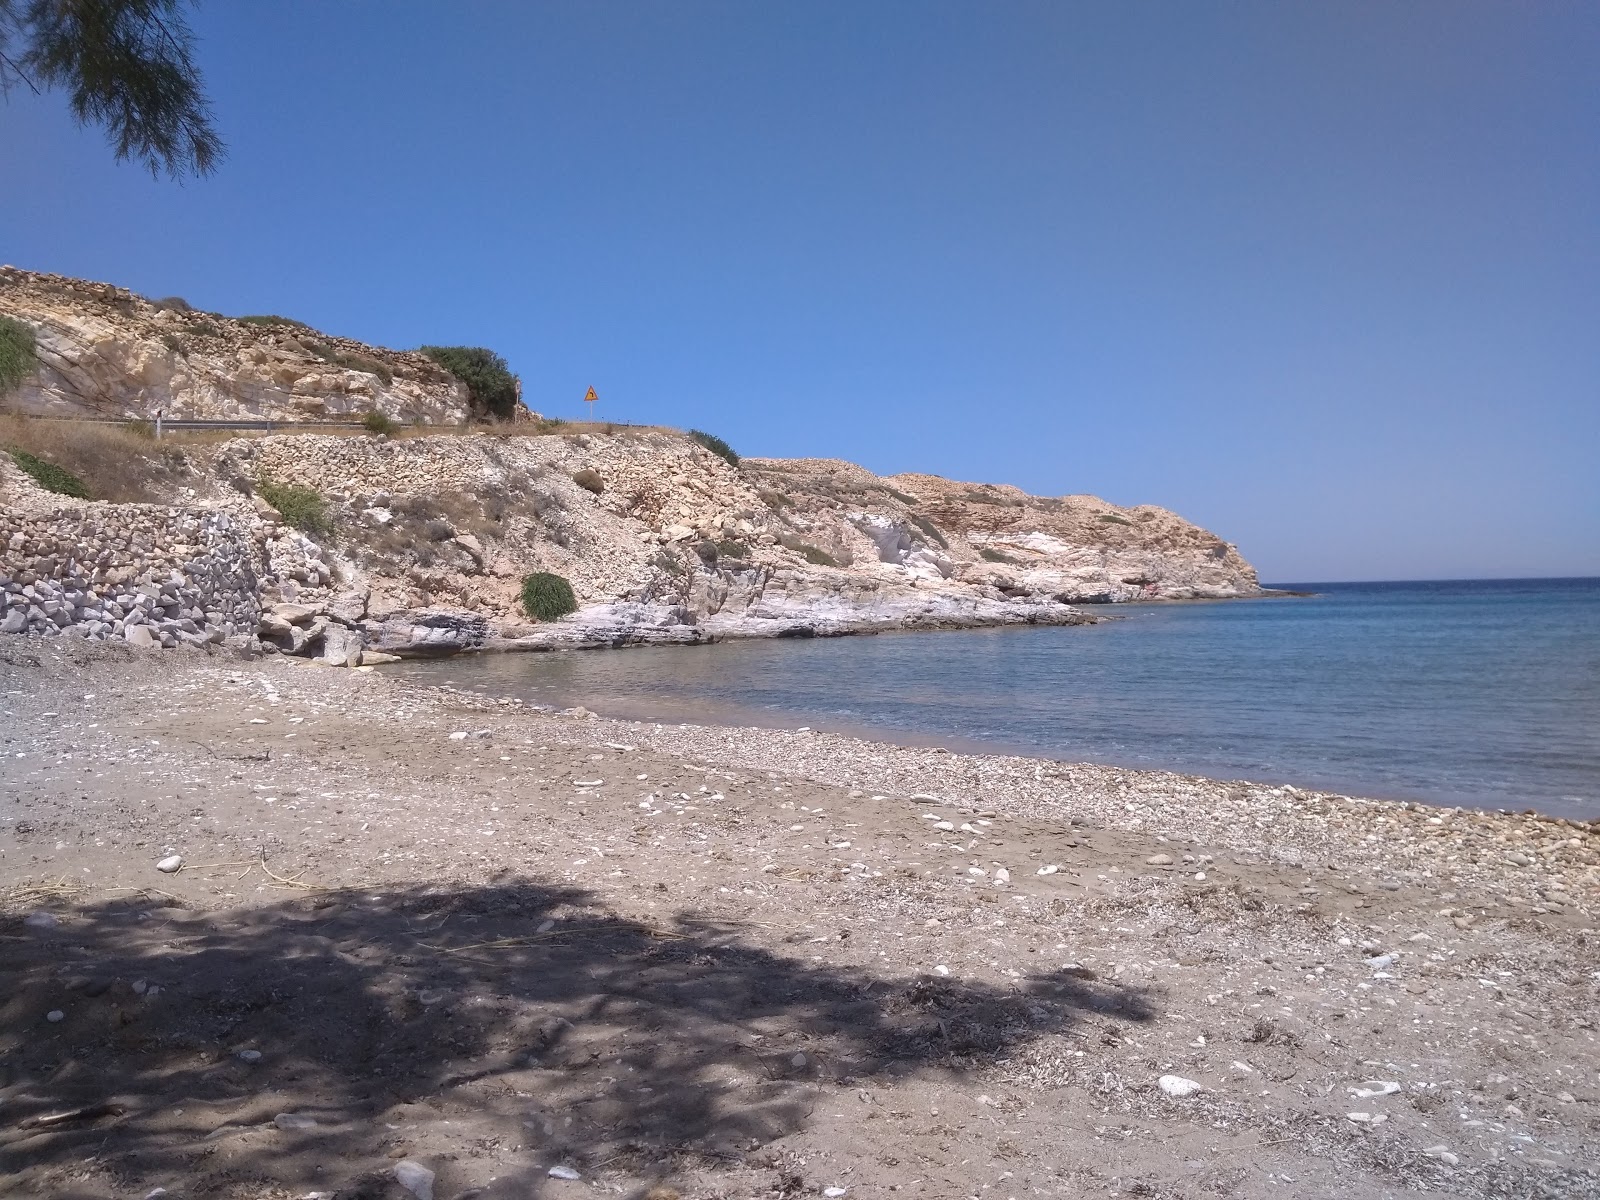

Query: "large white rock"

xmin=124 ymin=624 xmax=158 ymax=649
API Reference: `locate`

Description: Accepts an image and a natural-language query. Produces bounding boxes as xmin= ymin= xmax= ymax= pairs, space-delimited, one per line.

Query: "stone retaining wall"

xmin=0 ymin=504 xmax=260 ymax=648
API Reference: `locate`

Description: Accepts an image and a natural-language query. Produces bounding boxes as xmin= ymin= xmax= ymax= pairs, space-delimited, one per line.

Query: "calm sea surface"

xmin=397 ymin=578 xmax=1600 ymax=818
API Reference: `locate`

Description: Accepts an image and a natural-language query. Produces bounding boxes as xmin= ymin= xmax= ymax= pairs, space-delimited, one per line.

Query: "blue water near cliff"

xmin=404 ymin=578 xmax=1600 ymax=818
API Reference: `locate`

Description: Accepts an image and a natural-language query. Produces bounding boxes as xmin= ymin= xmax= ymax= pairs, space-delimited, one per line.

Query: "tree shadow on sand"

xmin=1 ymin=877 xmax=1156 ymax=1199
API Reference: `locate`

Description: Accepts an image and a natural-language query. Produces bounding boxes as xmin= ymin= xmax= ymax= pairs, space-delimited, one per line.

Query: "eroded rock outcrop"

xmin=2 ymin=271 xmax=1265 ymax=661
xmin=0 ymin=267 xmax=473 ymax=423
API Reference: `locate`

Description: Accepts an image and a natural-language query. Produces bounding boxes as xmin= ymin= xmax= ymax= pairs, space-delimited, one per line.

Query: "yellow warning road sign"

xmin=583 ymin=387 xmax=598 ymax=402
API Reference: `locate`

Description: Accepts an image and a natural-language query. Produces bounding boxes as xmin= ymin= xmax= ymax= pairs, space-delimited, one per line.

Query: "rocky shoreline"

xmin=1 ymin=639 xmax=1595 ymax=1200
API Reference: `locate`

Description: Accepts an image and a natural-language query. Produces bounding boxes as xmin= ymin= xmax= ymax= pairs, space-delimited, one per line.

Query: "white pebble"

xmin=156 ymin=855 xmax=184 ymax=874
xmin=46 ymin=1009 xmax=64 ymax=1023
xmin=1158 ymin=1075 xmax=1201 ymax=1097
xmin=394 ymin=1159 xmax=435 ymax=1199
xmin=1349 ymin=1080 xmax=1400 ymax=1100
xmin=1037 ymin=864 xmax=1060 ymax=875
xmin=547 ymin=1164 xmax=581 ymax=1181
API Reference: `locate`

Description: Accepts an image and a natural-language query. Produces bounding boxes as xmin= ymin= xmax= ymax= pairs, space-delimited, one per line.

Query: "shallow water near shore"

xmin=398 ymin=577 xmax=1600 ymax=818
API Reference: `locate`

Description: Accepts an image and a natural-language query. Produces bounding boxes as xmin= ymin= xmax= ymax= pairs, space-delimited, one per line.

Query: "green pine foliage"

xmin=520 ymin=572 xmax=577 ymax=622
xmin=1 ymin=0 xmax=224 ymax=178
xmin=419 ymin=346 xmax=520 ymax=420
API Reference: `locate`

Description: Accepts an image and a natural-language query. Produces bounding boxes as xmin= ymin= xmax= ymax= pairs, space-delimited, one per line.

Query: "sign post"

xmin=583 ymin=386 xmax=597 ymax=421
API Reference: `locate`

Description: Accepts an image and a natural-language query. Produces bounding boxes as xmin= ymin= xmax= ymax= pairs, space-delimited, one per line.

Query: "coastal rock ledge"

xmin=2 ymin=271 xmax=1264 ymax=662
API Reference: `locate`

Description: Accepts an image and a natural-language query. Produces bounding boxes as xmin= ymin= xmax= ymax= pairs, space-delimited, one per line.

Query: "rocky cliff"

xmin=1 ymin=270 xmax=1264 ymax=661
xmin=0 ymin=267 xmax=474 ymax=423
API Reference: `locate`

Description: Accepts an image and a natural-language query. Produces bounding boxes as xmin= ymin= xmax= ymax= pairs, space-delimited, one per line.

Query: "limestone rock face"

xmin=2 ymin=271 xmax=1268 ymax=659
xmin=0 ymin=267 xmax=474 ymax=424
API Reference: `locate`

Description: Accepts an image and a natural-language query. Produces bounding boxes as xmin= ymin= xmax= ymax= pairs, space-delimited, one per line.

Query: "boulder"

xmin=452 ymin=534 xmax=486 ymax=565
xmin=258 ymin=612 xmax=294 ymax=638
xmin=271 ymin=602 xmax=319 ymax=627
xmin=124 ymin=624 xmax=157 ymax=649
xmin=316 ymin=622 xmax=363 ymax=667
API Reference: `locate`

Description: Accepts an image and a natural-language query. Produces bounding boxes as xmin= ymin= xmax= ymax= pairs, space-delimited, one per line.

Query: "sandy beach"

xmin=2 ymin=637 xmax=1596 ymax=1200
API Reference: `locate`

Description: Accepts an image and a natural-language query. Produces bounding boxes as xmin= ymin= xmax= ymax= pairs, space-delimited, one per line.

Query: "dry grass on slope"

xmin=0 ymin=416 xmax=228 ymax=504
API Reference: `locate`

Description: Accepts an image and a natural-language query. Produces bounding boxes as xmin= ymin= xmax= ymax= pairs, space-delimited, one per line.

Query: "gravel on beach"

xmin=2 ymin=638 xmax=1596 ymax=1200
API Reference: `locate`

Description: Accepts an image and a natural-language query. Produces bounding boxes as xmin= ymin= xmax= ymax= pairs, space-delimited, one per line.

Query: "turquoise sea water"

xmin=400 ymin=578 xmax=1600 ymax=818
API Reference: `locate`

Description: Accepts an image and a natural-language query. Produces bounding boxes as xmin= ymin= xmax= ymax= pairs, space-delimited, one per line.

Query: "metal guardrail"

xmin=3 ymin=413 xmax=365 ymax=430
xmin=3 ymin=414 xmax=657 ymax=432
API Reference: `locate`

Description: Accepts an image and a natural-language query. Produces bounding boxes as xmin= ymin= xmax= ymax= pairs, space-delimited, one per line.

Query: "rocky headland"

xmin=2 ymin=268 xmax=1263 ymax=663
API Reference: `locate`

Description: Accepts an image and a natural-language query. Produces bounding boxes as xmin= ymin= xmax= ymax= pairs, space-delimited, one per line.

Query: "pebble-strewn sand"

xmin=2 ymin=639 xmax=1596 ymax=1200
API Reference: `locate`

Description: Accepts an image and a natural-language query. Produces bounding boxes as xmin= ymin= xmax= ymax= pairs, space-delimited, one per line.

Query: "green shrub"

xmin=688 ymin=429 xmax=739 ymax=467
xmin=0 ymin=316 xmax=38 ymax=394
xmin=5 ymin=447 xmax=90 ymax=498
xmin=238 ymin=314 xmax=311 ymax=329
xmin=259 ymin=478 xmax=332 ymax=537
xmin=716 ymin=539 xmax=750 ymax=561
xmin=1098 ymin=513 xmax=1134 ymax=527
xmin=361 ymin=410 xmax=398 ymax=437
xmin=420 ymin=345 xmax=520 ymax=420
xmin=521 ymin=571 xmax=577 ymax=621
xmin=979 ymin=546 xmax=1020 ymax=565
xmin=572 ymin=468 xmax=605 ymax=494
xmin=160 ymin=332 xmax=186 ymax=357
xmin=759 ymin=488 xmax=791 ymax=510
xmin=908 ymin=513 xmax=948 ymax=549
xmin=152 ymin=296 xmax=192 ymax=312
xmin=885 ymin=487 xmax=920 ymax=505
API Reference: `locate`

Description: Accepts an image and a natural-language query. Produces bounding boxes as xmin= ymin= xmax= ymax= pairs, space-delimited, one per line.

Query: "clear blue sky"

xmin=3 ymin=2 xmax=1596 ymax=582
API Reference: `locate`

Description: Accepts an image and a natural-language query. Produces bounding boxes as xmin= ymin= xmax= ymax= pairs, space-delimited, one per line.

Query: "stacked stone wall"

xmin=0 ymin=504 xmax=260 ymax=648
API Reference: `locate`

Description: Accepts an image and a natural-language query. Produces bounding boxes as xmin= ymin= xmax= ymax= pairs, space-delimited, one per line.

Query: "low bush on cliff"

xmin=979 ymin=546 xmax=1021 ymax=565
xmin=688 ymin=429 xmax=739 ymax=468
xmin=361 ymin=411 xmax=398 ymax=437
xmin=572 ymin=468 xmax=605 ymax=494
xmin=1097 ymin=513 xmax=1134 ymax=527
xmin=0 ymin=316 xmax=38 ymax=394
xmin=419 ymin=346 xmax=520 ymax=420
xmin=238 ymin=314 xmax=311 ymax=330
xmin=521 ymin=572 xmax=577 ymax=622
xmin=259 ymin=478 xmax=333 ymax=538
xmin=5 ymin=447 xmax=90 ymax=499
